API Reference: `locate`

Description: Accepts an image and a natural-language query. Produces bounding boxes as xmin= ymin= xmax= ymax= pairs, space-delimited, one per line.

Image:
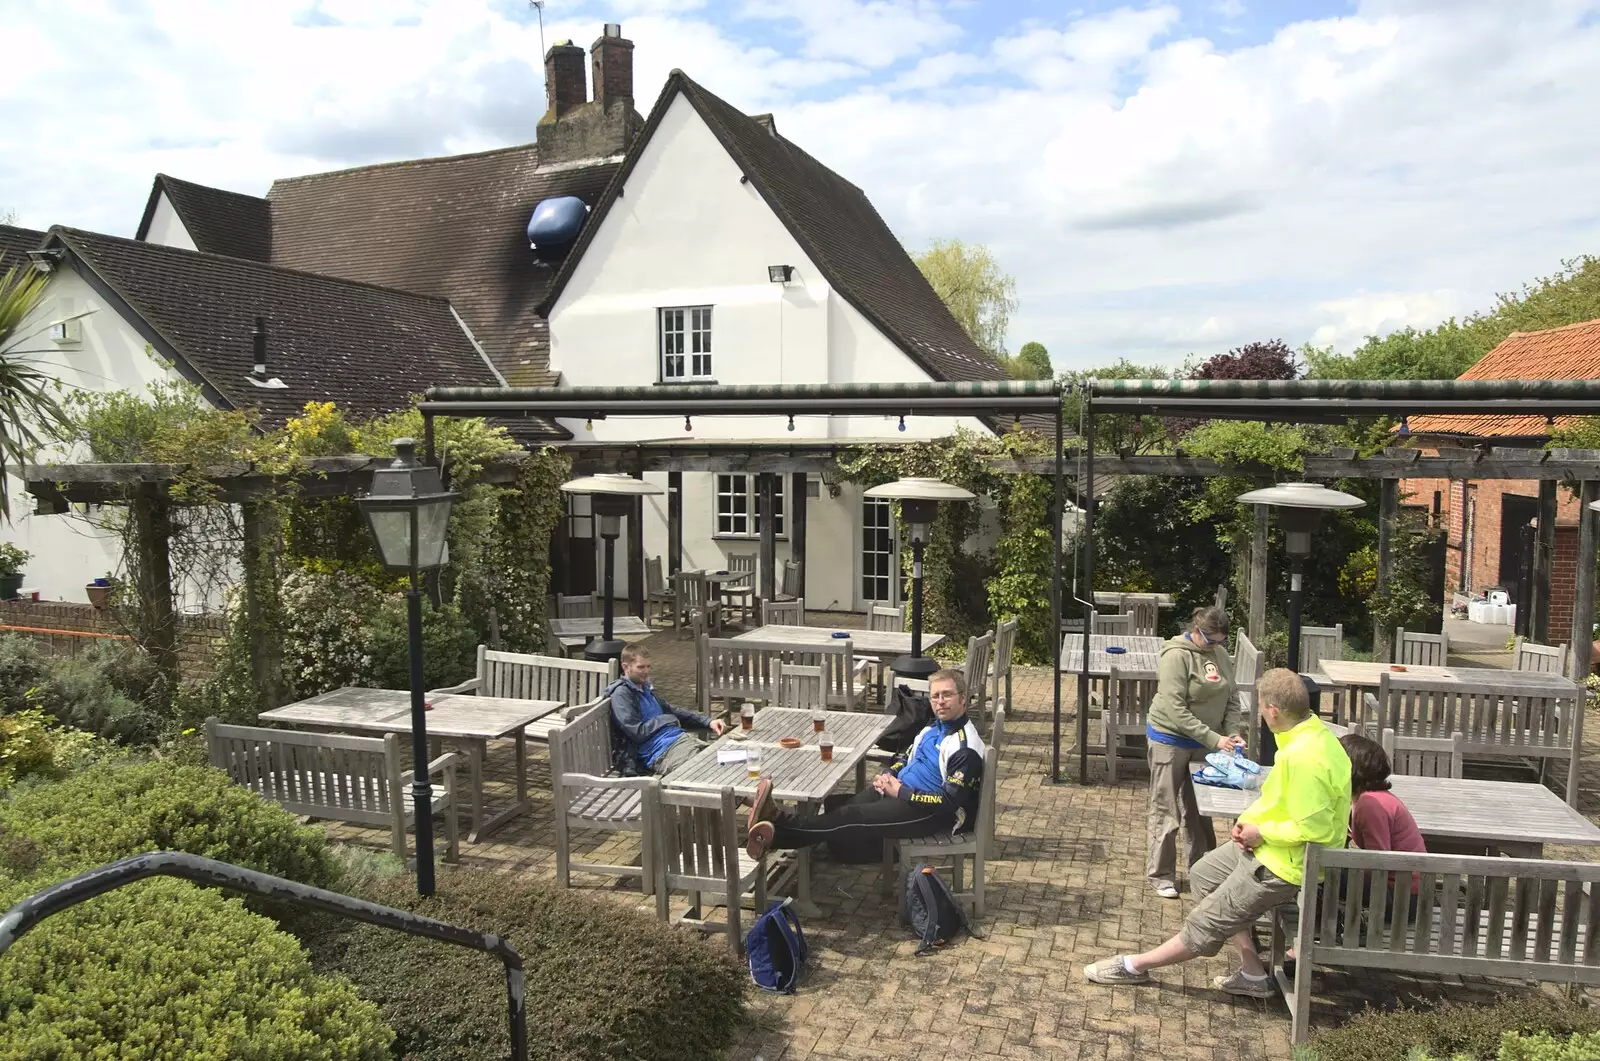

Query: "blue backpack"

xmin=906 ymin=864 xmax=981 ymax=955
xmin=744 ymin=898 xmax=807 ymax=993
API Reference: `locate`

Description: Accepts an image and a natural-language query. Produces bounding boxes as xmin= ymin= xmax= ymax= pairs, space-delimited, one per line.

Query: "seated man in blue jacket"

xmin=744 ymin=668 xmax=985 ymax=859
xmin=608 ymin=643 xmax=724 ymax=775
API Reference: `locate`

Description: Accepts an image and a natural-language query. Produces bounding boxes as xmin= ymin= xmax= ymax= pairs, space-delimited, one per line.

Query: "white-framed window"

xmin=714 ymin=474 xmax=785 ymax=539
xmin=659 ymin=306 xmax=713 ymax=380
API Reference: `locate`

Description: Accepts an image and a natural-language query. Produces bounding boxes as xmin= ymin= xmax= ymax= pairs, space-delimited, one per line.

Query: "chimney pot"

xmin=591 ymin=24 xmax=634 ymax=110
xmin=544 ymin=40 xmax=587 ymax=119
xmin=252 ymin=316 xmax=267 ymax=375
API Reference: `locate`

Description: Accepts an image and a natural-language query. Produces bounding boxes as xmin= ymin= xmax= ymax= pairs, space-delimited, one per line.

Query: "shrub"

xmin=0 ymin=634 xmax=167 ymax=743
xmin=363 ymin=594 xmax=478 ymax=692
xmin=312 ymin=868 xmax=748 ymax=1061
xmin=0 ymin=760 xmax=336 ymax=886
xmin=1305 ymin=994 xmax=1600 ymax=1061
xmin=1497 ymin=1030 xmax=1600 ymax=1060
xmin=0 ymin=634 xmax=51 ymax=715
xmin=0 ymin=874 xmax=393 ymax=1058
xmin=0 ymin=708 xmax=123 ymax=789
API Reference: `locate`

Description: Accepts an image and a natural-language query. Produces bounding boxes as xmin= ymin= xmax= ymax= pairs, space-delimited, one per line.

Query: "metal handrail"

xmin=0 ymin=851 xmax=526 ymax=1060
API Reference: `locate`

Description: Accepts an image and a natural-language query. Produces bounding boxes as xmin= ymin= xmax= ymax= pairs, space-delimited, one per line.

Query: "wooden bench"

xmin=699 ymin=635 xmax=865 ymax=715
xmin=206 ymin=718 xmax=459 ymax=863
xmin=432 ymin=647 xmax=616 ymax=743
xmin=1271 ymin=844 xmax=1600 ymax=1044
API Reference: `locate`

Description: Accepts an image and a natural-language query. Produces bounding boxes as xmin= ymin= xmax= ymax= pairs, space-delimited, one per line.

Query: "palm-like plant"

xmin=0 ymin=254 xmax=73 ymax=521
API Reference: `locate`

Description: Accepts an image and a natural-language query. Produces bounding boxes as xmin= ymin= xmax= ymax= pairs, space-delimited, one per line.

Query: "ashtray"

xmin=1105 ymin=646 xmax=1127 ymax=654
xmin=1390 ymin=664 xmax=1407 ymax=672
xmin=715 ymin=569 xmax=729 ymax=574
xmin=831 ymin=631 xmax=850 ymax=639
xmin=727 ymin=729 xmax=749 ymax=742
xmin=778 ymin=737 xmax=802 ymax=749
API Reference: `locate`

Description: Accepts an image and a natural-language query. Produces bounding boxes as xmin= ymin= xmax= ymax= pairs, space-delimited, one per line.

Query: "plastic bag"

xmin=1192 ymin=747 xmax=1264 ymax=790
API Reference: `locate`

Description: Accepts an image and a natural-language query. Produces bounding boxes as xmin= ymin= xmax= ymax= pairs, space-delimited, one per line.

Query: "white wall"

xmin=548 ymin=88 xmax=994 ymax=610
xmin=1 ymin=267 xmax=190 ymax=604
xmin=142 ymin=193 xmax=198 ymax=251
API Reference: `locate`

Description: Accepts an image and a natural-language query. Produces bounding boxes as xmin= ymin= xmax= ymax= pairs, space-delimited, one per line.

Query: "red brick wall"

xmin=0 ymin=600 xmax=227 ymax=680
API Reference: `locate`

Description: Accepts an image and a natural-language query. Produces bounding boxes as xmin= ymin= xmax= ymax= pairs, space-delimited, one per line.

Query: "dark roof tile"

xmin=135 ymin=175 xmax=272 ymax=262
xmin=0 ymin=225 xmax=45 ymax=271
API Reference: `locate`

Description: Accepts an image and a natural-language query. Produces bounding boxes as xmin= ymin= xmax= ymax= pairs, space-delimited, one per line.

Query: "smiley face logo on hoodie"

xmin=1203 ymin=661 xmax=1221 ymax=683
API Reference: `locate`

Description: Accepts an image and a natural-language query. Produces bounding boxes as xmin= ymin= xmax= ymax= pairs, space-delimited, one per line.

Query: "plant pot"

xmin=0 ymin=573 xmax=23 ymax=601
xmin=87 ymin=583 xmax=113 ymax=610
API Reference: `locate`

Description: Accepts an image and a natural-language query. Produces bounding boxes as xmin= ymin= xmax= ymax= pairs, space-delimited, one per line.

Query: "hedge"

xmin=1304 ymin=994 xmax=1600 ymax=1061
xmin=0 ymin=875 xmax=392 ymax=1058
xmin=311 ymin=868 xmax=748 ymax=1061
xmin=0 ymin=760 xmax=336 ymax=887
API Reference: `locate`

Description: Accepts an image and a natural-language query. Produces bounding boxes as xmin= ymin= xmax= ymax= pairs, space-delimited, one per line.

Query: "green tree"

xmin=0 ymin=257 xmax=74 ymax=520
xmin=1005 ymin=340 xmax=1052 ymax=380
xmin=1061 ymin=358 xmax=1175 ymax=453
xmin=915 ymin=239 xmax=1017 ymax=360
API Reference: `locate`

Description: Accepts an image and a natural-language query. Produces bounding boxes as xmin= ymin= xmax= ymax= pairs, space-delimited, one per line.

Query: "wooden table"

xmin=1193 ymin=769 xmax=1600 ymax=858
xmin=1058 ymin=634 xmax=1164 ymax=676
xmin=550 ymin=615 xmax=652 ymax=650
xmin=260 ymin=687 xmax=562 ymax=842
xmin=1093 ymin=592 xmax=1176 ymax=609
xmin=733 ymin=624 xmax=946 ymax=659
xmin=1317 ymin=660 xmax=1579 ymax=729
xmin=665 ymin=708 xmax=893 ymax=914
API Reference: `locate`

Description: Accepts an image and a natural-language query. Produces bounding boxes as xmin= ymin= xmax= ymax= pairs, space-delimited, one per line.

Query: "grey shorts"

xmin=1178 ymin=842 xmax=1299 ymax=957
xmin=650 ymin=733 xmax=704 ymax=775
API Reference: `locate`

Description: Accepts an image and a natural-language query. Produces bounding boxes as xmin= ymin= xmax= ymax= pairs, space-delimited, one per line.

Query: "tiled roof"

xmin=1407 ymin=318 xmax=1600 ymax=438
xmin=135 ymin=174 xmax=272 ymax=262
xmin=0 ymin=224 xmax=45 ymax=271
xmin=265 ymin=143 xmax=620 ymax=390
xmin=49 ymin=227 xmax=505 ymax=429
xmin=540 ymin=72 xmax=1010 ymax=388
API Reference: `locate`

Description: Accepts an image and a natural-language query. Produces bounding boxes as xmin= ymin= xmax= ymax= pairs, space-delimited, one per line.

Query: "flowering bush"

xmin=280 ymin=566 xmax=380 ymax=696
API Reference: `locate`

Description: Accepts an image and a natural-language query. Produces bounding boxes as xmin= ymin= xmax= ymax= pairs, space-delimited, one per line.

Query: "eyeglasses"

xmin=1201 ymin=632 xmax=1227 ymax=644
xmin=930 ymin=691 xmax=962 ymax=701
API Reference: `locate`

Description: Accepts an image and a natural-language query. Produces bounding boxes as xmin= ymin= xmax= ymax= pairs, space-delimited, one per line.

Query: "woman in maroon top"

xmin=1341 ymin=733 xmax=1426 ymax=914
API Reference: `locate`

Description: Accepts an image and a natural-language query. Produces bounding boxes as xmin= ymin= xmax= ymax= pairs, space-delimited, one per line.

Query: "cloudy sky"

xmin=3 ymin=0 xmax=1597 ymax=370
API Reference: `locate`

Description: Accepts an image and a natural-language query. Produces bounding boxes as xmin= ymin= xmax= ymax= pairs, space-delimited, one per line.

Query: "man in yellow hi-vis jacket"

xmin=1084 ymin=668 xmax=1352 ymax=997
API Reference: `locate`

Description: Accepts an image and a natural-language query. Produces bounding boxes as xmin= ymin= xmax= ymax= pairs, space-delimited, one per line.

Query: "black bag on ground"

xmin=876 ymin=684 xmax=932 ymax=754
xmin=905 ymin=863 xmax=981 ymax=955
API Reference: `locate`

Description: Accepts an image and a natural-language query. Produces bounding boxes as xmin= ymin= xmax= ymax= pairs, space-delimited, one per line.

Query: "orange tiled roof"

xmin=1408 ymin=318 xmax=1600 ymax=437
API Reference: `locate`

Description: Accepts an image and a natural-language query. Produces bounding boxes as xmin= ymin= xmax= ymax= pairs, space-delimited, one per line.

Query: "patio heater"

xmin=1237 ymin=482 xmax=1365 ymax=761
xmin=864 ymin=477 xmax=976 ymax=680
xmin=560 ymin=474 xmax=662 ymax=664
xmin=357 ymin=438 xmax=458 ymax=897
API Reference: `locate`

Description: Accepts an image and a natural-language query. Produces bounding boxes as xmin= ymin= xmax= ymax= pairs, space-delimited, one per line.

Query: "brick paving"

xmin=318 ymin=618 xmax=1600 ymax=1059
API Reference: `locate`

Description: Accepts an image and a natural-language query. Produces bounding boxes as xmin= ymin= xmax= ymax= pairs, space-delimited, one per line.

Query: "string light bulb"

xmin=787 ymin=414 xmax=795 ymax=432
xmin=897 ymin=415 xmax=906 ymax=432
xmin=684 ymin=414 xmax=692 ymax=432
xmin=585 ymin=417 xmax=593 ymax=431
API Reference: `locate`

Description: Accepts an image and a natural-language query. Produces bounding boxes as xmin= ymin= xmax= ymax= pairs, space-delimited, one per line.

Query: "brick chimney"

xmin=591 ymin=23 xmax=633 ymax=111
xmin=544 ymin=39 xmax=586 ymax=121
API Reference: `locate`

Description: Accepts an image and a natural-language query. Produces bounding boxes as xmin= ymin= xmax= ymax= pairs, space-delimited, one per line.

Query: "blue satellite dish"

xmin=527 ymin=196 xmax=589 ymax=248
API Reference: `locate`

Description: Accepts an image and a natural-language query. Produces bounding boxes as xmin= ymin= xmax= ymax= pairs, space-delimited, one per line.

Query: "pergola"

xmin=1074 ymin=378 xmax=1600 ymax=784
xmin=419 ymin=380 xmax=1071 ymax=769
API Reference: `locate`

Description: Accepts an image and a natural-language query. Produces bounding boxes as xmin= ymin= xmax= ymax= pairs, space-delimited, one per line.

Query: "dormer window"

xmin=659 ymin=306 xmax=713 ymax=381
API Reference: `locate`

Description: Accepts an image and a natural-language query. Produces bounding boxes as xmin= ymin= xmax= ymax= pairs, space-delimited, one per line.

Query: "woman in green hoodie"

xmin=1144 ymin=605 xmax=1245 ymax=899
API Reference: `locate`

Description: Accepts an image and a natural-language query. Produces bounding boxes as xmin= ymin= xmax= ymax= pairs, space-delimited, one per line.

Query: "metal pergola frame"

xmin=1076 ymin=377 xmax=1600 ymax=785
xmin=421 ymin=381 xmax=1074 ymax=778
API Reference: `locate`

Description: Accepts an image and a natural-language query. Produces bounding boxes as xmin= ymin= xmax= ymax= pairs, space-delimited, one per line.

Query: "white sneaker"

xmin=1084 ymin=956 xmax=1151 ymax=985
xmin=1153 ymin=880 xmax=1180 ymax=900
xmin=1214 ymin=970 xmax=1276 ymax=998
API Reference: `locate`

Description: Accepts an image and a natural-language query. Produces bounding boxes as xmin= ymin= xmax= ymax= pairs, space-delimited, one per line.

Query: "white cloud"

xmin=2 ymin=0 xmax=1599 ymax=374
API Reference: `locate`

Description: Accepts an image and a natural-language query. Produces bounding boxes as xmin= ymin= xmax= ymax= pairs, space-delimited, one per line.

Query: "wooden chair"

xmin=431 ymin=647 xmax=617 ymax=744
xmin=960 ymin=631 xmax=995 ymax=729
xmin=885 ymin=704 xmax=1005 ymax=920
xmin=1103 ymin=667 xmax=1159 ymax=783
xmin=644 ymin=557 xmax=675 ymax=628
xmin=206 ymin=719 xmax=459 ymax=864
xmin=556 ymin=593 xmax=599 ymax=619
xmin=1092 ymin=612 xmax=1133 ymax=636
xmin=1122 ymin=594 xmax=1161 ymax=638
xmin=774 ymin=661 xmax=826 ymax=711
xmin=990 ymin=617 xmax=1019 ymax=714
xmin=774 ymin=560 xmax=803 ymax=602
xmin=699 ymin=635 xmax=864 ymax=716
xmin=675 ymin=571 xmax=722 ymax=639
xmin=761 ymin=598 xmax=804 ymax=627
xmin=1380 ymin=727 xmax=1464 ymax=778
xmin=1513 ymin=637 xmax=1566 ymax=675
xmin=1300 ymin=624 xmax=1344 ymax=671
xmin=1232 ymin=632 xmax=1264 ymax=755
xmin=652 ymin=785 xmax=767 ymax=955
xmin=868 ymin=604 xmax=904 ymax=632
xmin=722 ymin=552 xmax=758 ymax=626
xmin=549 ymin=698 xmax=656 ymax=894
xmin=1395 ymin=627 xmax=1449 ymax=667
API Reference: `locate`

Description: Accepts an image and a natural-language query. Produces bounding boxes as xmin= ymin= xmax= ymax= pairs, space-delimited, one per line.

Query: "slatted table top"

xmin=665 ymin=708 xmax=892 ymax=802
xmin=549 ymin=616 xmax=653 ymax=638
xmin=1093 ymin=592 xmax=1176 ymax=608
xmin=733 ymin=624 xmax=945 ymax=657
xmin=1317 ymin=660 xmax=1579 ymax=694
xmin=1059 ymin=634 xmax=1165 ymax=675
xmin=260 ymin=687 xmax=563 ymax=740
xmin=1194 ymin=769 xmax=1600 ymax=848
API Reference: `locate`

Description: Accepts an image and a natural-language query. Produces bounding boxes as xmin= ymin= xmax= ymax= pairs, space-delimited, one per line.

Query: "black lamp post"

xmin=1237 ymin=481 xmax=1365 ymax=762
xmin=357 ymin=438 xmax=457 ymax=897
xmin=560 ymin=474 xmax=662 ymax=665
xmin=864 ymin=477 xmax=976 ymax=680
